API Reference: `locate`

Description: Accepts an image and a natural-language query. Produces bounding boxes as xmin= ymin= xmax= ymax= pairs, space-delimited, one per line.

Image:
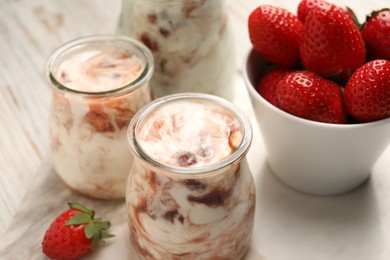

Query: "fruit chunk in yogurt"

xmin=127 ymin=96 xmax=255 ymax=259
xmin=48 ymin=37 xmax=153 ymax=199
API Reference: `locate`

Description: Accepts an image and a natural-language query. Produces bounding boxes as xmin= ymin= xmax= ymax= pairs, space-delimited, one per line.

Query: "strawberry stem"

xmin=346 ymin=7 xmax=361 ymax=28
xmin=65 ymin=213 xmax=92 ymax=225
xmin=65 ymin=202 xmax=113 ymax=249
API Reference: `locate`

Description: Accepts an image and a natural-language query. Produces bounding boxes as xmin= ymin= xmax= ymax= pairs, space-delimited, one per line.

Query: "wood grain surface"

xmin=0 ymin=0 xmax=254 ymax=236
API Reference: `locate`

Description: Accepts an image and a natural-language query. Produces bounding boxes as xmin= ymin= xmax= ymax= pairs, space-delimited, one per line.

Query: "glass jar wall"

xmin=126 ymin=93 xmax=255 ymax=259
xmin=118 ymin=0 xmax=236 ymax=100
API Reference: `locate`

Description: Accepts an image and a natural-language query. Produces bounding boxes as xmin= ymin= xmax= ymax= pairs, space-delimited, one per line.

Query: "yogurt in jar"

xmin=126 ymin=94 xmax=255 ymax=259
xmin=118 ymin=0 xmax=236 ymax=99
xmin=137 ymin=100 xmax=243 ymax=167
xmin=47 ymin=36 xmax=154 ymax=199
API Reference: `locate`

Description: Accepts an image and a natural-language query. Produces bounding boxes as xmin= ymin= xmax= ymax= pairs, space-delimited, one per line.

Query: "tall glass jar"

xmin=117 ymin=0 xmax=236 ymax=100
xmin=126 ymin=93 xmax=255 ymax=259
xmin=46 ymin=35 xmax=154 ymax=199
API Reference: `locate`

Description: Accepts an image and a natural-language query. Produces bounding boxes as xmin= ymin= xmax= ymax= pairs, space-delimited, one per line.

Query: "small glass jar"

xmin=46 ymin=35 xmax=154 ymax=199
xmin=117 ymin=0 xmax=236 ymax=100
xmin=126 ymin=93 xmax=255 ymax=259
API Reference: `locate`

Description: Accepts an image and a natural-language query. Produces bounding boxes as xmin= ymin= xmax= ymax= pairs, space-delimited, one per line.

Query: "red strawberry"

xmin=297 ymin=0 xmax=355 ymax=23
xmin=361 ymin=9 xmax=390 ymax=61
xmin=257 ymin=68 xmax=295 ymax=106
xmin=248 ymin=5 xmax=303 ymax=68
xmin=300 ymin=5 xmax=366 ymax=82
xmin=344 ymin=60 xmax=390 ymax=123
xmin=42 ymin=202 xmax=112 ymax=260
xmin=277 ymin=71 xmax=347 ymax=124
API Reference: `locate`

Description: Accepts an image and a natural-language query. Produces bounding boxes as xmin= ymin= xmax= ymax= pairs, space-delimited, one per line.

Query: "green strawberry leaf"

xmin=102 ymin=232 xmax=115 ymax=238
xmin=85 ymin=223 xmax=98 ymax=239
xmin=97 ymin=220 xmax=111 ymax=230
xmin=68 ymin=202 xmax=94 ymax=216
xmin=91 ymin=231 xmax=102 ymax=249
xmin=65 ymin=213 xmax=92 ymax=226
xmin=64 ymin=202 xmax=114 ymax=248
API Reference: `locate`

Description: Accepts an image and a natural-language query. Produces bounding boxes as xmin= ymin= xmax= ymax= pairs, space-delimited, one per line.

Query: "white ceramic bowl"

xmin=243 ymin=49 xmax=390 ymax=195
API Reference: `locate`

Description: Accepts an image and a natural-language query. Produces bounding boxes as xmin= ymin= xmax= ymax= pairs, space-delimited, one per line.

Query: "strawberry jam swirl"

xmin=137 ymin=100 xmax=243 ymax=168
xmin=55 ymin=47 xmax=144 ymax=92
xmin=127 ymin=96 xmax=255 ymax=259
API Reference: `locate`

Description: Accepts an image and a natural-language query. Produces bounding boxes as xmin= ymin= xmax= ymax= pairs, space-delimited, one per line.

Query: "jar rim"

xmin=127 ymin=93 xmax=253 ymax=175
xmin=45 ymin=35 xmax=154 ymax=97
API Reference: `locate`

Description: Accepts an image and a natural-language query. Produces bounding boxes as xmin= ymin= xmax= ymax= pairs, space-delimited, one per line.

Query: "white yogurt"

xmin=137 ymin=100 xmax=243 ymax=168
xmin=55 ymin=48 xmax=144 ymax=92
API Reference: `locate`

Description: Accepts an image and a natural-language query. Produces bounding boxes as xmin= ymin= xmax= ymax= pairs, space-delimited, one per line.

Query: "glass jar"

xmin=46 ymin=35 xmax=154 ymax=199
xmin=117 ymin=0 xmax=236 ymax=100
xmin=126 ymin=93 xmax=255 ymax=259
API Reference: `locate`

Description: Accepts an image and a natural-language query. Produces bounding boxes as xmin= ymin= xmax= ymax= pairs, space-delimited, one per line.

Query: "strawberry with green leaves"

xmin=300 ymin=5 xmax=366 ymax=82
xmin=361 ymin=9 xmax=390 ymax=61
xmin=42 ymin=202 xmax=112 ymax=260
xmin=344 ymin=60 xmax=390 ymax=123
xmin=248 ymin=5 xmax=303 ymax=68
xmin=277 ymin=71 xmax=347 ymax=124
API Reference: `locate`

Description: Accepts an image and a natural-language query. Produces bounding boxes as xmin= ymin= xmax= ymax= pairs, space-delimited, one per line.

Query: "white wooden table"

xmin=0 ymin=0 xmax=388 ymax=253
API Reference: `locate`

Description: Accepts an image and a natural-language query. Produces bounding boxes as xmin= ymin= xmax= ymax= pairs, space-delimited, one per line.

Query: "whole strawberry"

xmin=297 ymin=0 xmax=355 ymax=23
xmin=277 ymin=71 xmax=347 ymax=124
xmin=248 ymin=5 xmax=303 ymax=68
xmin=257 ymin=68 xmax=295 ymax=106
xmin=361 ymin=9 xmax=390 ymax=61
xmin=344 ymin=60 xmax=390 ymax=123
xmin=300 ymin=5 xmax=366 ymax=82
xmin=42 ymin=202 xmax=112 ymax=260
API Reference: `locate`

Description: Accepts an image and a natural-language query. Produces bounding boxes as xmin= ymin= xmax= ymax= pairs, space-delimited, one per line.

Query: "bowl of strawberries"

xmin=244 ymin=0 xmax=390 ymax=195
